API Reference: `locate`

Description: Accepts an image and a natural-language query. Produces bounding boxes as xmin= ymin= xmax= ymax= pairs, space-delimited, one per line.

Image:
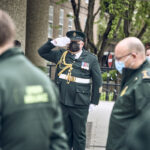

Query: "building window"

xmin=68 ymin=12 xmax=73 ymax=31
xmin=59 ymin=9 xmax=64 ymax=37
xmin=48 ymin=5 xmax=54 ymax=38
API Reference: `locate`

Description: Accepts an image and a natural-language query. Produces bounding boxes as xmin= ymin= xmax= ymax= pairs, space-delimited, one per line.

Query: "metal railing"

xmin=101 ymin=67 xmax=121 ymax=101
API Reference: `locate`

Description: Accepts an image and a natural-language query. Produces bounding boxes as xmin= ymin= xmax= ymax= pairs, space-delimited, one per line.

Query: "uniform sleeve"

xmin=90 ymin=57 xmax=102 ymax=105
xmin=38 ymin=39 xmax=62 ymax=64
xmin=121 ymin=106 xmax=150 ymax=150
xmin=49 ymin=84 xmax=69 ymax=150
xmin=0 ymin=88 xmax=2 ymax=148
xmin=134 ymin=80 xmax=150 ymax=114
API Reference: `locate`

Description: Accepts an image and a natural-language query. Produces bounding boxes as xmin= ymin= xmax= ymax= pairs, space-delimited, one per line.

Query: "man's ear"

xmin=79 ymin=41 xmax=84 ymax=46
xmin=131 ymin=52 xmax=137 ymax=59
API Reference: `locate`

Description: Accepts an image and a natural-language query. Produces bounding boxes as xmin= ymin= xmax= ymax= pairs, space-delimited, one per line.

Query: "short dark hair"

xmin=0 ymin=9 xmax=15 ymax=47
xmin=14 ymin=40 xmax=21 ymax=47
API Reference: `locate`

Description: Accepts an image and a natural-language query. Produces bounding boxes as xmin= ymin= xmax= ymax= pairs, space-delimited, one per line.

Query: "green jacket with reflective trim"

xmin=106 ymin=60 xmax=150 ymax=150
xmin=0 ymin=48 xmax=68 ymax=150
xmin=38 ymin=40 xmax=102 ymax=107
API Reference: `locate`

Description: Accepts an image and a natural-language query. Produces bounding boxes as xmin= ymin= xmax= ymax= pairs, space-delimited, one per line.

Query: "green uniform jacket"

xmin=38 ymin=40 xmax=102 ymax=107
xmin=121 ymin=103 xmax=150 ymax=150
xmin=106 ymin=60 xmax=150 ymax=150
xmin=0 ymin=48 xmax=68 ymax=150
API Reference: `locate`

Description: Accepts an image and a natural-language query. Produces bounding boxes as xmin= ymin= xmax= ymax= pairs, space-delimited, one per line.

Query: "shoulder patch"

xmin=120 ymin=86 xmax=128 ymax=97
xmin=142 ymin=70 xmax=150 ymax=79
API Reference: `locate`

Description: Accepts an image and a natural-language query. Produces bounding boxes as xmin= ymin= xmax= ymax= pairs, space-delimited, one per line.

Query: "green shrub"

xmin=100 ymin=92 xmax=106 ymax=101
xmin=102 ymin=70 xmax=118 ymax=81
xmin=100 ymin=92 xmax=114 ymax=101
xmin=102 ymin=72 xmax=108 ymax=81
xmin=108 ymin=92 xmax=114 ymax=101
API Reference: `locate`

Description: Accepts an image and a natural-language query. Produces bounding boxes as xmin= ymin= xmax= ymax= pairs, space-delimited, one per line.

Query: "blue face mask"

xmin=115 ymin=60 xmax=125 ymax=74
xmin=147 ymin=56 xmax=150 ymax=62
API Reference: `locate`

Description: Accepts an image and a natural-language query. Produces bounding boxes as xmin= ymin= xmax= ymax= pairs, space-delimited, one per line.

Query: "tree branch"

xmin=98 ymin=14 xmax=115 ymax=62
xmin=87 ymin=36 xmax=98 ymax=54
xmin=77 ymin=0 xmax=81 ymax=16
xmin=137 ymin=23 xmax=148 ymax=39
xmin=93 ymin=6 xmax=101 ymax=18
xmin=71 ymin=0 xmax=82 ymax=31
xmin=124 ymin=10 xmax=129 ymax=37
xmin=113 ymin=18 xmax=122 ymax=39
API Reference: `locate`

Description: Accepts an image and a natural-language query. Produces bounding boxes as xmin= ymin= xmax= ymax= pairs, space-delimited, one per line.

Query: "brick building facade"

xmin=0 ymin=0 xmax=100 ymax=69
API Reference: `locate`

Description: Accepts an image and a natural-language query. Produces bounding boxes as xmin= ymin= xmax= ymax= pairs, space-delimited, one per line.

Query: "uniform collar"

xmin=74 ymin=50 xmax=82 ymax=59
xmin=0 ymin=47 xmax=24 ymax=60
xmin=121 ymin=60 xmax=149 ymax=88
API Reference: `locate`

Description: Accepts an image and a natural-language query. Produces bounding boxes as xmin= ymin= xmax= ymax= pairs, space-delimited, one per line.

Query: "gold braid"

xmin=56 ymin=51 xmax=73 ymax=84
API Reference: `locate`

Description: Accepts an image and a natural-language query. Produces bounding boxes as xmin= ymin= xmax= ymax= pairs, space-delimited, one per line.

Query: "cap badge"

xmin=73 ymin=32 xmax=76 ymax=37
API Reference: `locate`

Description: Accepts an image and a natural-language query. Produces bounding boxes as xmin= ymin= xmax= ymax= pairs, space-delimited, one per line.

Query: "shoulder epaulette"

xmin=142 ymin=70 xmax=150 ymax=79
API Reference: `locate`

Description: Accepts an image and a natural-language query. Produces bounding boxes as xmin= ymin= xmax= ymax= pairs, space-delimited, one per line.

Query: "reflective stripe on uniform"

xmin=59 ymin=74 xmax=91 ymax=84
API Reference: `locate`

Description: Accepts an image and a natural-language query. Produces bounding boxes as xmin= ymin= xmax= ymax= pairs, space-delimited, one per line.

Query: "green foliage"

xmin=66 ymin=13 xmax=74 ymax=18
xmin=54 ymin=0 xmax=150 ymax=61
xmin=102 ymin=70 xmax=118 ymax=81
xmin=100 ymin=92 xmax=106 ymax=101
xmin=56 ymin=0 xmax=68 ymax=5
xmin=99 ymin=0 xmax=150 ymax=41
xmin=100 ymin=92 xmax=114 ymax=101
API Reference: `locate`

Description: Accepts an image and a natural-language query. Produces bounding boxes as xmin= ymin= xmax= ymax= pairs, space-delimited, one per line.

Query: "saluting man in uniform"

xmin=38 ymin=30 xmax=102 ymax=150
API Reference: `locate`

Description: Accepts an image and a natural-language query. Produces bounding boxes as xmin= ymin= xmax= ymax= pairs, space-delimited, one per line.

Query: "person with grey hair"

xmin=0 ymin=9 xmax=68 ymax=150
xmin=106 ymin=37 xmax=150 ymax=150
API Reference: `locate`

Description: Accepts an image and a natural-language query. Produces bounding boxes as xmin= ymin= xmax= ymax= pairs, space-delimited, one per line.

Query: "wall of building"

xmin=0 ymin=0 xmax=100 ymax=70
xmin=0 ymin=0 xmax=27 ymax=52
xmin=49 ymin=0 xmax=99 ymax=44
xmin=49 ymin=0 xmax=75 ymax=38
xmin=25 ymin=0 xmax=49 ymax=67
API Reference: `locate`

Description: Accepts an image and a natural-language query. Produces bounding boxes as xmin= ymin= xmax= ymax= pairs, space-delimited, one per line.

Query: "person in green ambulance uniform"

xmin=106 ymin=37 xmax=150 ymax=150
xmin=0 ymin=9 xmax=68 ymax=150
xmin=38 ymin=30 xmax=102 ymax=150
xmin=120 ymin=103 xmax=150 ymax=150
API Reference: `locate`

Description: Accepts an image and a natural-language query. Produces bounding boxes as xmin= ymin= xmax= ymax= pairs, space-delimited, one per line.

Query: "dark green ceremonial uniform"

xmin=106 ymin=60 xmax=150 ymax=150
xmin=120 ymin=104 xmax=150 ymax=150
xmin=0 ymin=48 xmax=68 ymax=150
xmin=38 ymin=39 xmax=102 ymax=150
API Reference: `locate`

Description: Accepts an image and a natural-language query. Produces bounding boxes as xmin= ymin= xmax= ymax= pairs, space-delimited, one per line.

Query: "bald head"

xmin=115 ymin=37 xmax=146 ymax=69
xmin=116 ymin=37 xmax=145 ymax=54
xmin=0 ymin=9 xmax=15 ymax=54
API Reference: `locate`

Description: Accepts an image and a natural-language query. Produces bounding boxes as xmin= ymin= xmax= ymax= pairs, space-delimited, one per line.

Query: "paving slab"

xmin=86 ymin=101 xmax=114 ymax=150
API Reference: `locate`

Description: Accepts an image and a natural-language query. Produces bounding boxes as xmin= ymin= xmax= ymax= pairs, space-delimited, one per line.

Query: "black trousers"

xmin=61 ymin=104 xmax=89 ymax=150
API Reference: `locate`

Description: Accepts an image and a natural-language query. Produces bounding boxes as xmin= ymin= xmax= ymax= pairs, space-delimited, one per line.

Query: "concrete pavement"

xmin=86 ymin=101 xmax=114 ymax=150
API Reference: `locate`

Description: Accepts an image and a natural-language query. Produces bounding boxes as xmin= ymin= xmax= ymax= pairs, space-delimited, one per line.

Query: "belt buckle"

xmin=71 ymin=76 xmax=76 ymax=82
xmin=66 ymin=75 xmax=76 ymax=84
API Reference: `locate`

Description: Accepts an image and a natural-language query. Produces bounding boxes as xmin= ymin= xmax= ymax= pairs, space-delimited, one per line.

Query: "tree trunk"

xmin=137 ymin=23 xmax=148 ymax=39
xmin=71 ymin=0 xmax=82 ymax=31
xmin=98 ymin=14 xmax=115 ymax=63
xmin=124 ymin=11 xmax=129 ymax=37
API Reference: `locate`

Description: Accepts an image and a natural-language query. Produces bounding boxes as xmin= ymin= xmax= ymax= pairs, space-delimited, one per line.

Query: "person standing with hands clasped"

xmin=38 ymin=30 xmax=102 ymax=150
xmin=106 ymin=37 xmax=150 ymax=150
